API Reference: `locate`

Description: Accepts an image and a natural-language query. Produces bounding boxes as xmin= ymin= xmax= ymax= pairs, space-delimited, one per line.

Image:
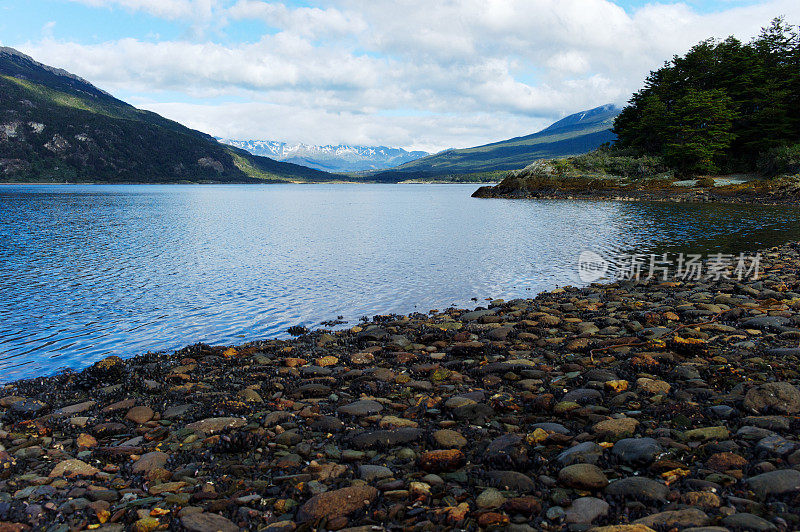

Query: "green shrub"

xmin=757 ymin=144 xmax=800 ymax=176
xmin=569 ymin=148 xmax=669 ymax=179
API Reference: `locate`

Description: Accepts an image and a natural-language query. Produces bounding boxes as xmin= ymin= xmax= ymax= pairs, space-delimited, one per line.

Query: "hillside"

xmin=369 ymin=104 xmax=620 ymax=181
xmin=0 ymin=47 xmax=337 ymax=183
xmin=219 ymin=139 xmax=429 ymax=172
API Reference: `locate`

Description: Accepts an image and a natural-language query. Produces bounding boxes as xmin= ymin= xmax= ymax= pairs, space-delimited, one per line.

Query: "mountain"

xmin=218 ymin=139 xmax=429 ymax=173
xmin=370 ymin=104 xmax=621 ymax=181
xmin=0 ymin=47 xmax=337 ymax=183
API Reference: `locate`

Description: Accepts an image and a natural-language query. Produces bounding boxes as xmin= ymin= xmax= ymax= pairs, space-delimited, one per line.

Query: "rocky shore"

xmin=471 ymin=183 xmax=800 ymax=205
xmin=3 ymin=244 xmax=800 ymax=531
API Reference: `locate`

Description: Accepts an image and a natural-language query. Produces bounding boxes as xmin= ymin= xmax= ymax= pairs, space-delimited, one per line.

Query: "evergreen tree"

xmin=663 ymin=89 xmax=737 ymax=175
xmin=613 ymin=17 xmax=800 ymax=175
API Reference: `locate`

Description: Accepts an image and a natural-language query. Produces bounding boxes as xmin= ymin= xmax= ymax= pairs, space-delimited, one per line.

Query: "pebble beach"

xmin=2 ymin=243 xmax=800 ymax=531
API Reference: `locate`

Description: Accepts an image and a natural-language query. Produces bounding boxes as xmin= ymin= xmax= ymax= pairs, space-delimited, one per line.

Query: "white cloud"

xmin=68 ymin=0 xmax=220 ymax=21
xmin=18 ymin=0 xmax=800 ymax=150
xmin=227 ymin=1 xmax=365 ymax=37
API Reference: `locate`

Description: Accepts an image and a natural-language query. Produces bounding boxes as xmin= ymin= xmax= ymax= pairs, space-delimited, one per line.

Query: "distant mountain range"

xmin=368 ymin=104 xmax=621 ymax=181
xmin=0 ymin=45 xmax=621 ymax=184
xmin=217 ymin=139 xmax=430 ymax=173
xmin=0 ymin=47 xmax=337 ymax=183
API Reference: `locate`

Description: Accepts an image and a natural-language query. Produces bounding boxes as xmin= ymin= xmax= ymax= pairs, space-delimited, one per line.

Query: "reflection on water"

xmin=1 ymin=184 xmax=799 ymax=381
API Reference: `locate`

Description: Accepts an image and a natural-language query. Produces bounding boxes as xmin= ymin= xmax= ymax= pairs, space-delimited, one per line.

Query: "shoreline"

xmin=3 ymin=242 xmax=800 ymax=530
xmin=472 ymin=184 xmax=800 ymax=206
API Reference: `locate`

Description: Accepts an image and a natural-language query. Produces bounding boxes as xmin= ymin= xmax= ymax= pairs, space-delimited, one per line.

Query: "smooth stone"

xmin=721 ymin=513 xmax=777 ymax=531
xmin=338 ymin=400 xmax=383 ymax=416
xmin=743 ymin=382 xmax=800 ymax=414
xmin=565 ymin=497 xmax=609 ymax=524
xmin=604 ymin=477 xmax=669 ymax=501
xmin=634 ymin=508 xmax=710 ymax=528
xmin=358 ymin=465 xmax=393 ymax=482
xmin=558 ymin=464 xmax=609 ymax=489
xmin=132 ymin=452 xmax=169 ymax=474
xmin=476 ymin=487 xmax=505 ymax=509
xmin=557 ymin=442 xmax=603 ymax=466
xmin=185 ymin=417 xmax=246 ymax=434
xmin=296 ymin=485 xmax=378 ymax=522
xmin=432 ymin=429 xmax=467 ymax=448
xmin=612 ymin=438 xmax=662 ymax=465
xmin=348 ymin=428 xmax=424 ymax=449
xmin=180 ymin=512 xmax=239 ymax=532
xmin=49 ymin=459 xmax=99 ymax=478
xmin=125 ymin=406 xmax=154 ymax=424
xmin=746 ymin=469 xmax=800 ymax=499
xmin=486 ymin=470 xmax=536 ymax=492
xmin=593 ymin=417 xmax=639 ymax=437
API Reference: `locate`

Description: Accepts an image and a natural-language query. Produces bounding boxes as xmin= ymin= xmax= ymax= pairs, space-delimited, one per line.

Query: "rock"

xmin=746 ymin=469 xmax=800 ymax=499
xmin=131 ymin=452 xmax=169 ymax=474
xmin=637 ymin=377 xmax=671 ymax=395
xmin=476 ymin=488 xmax=505 ymax=509
xmin=180 ymin=512 xmax=240 ymax=532
xmin=593 ymin=417 xmax=639 ymax=438
xmin=432 ymin=429 xmax=467 ymax=448
xmin=720 ymin=513 xmax=777 ymax=531
xmin=337 ymin=400 xmax=383 ymax=416
xmin=557 ymin=442 xmax=604 ymax=465
xmin=296 ymin=485 xmax=378 ymax=522
xmin=706 ymin=452 xmax=748 ymax=471
xmin=358 ymin=465 xmax=393 ymax=482
xmin=483 ymin=434 xmax=527 ymax=467
xmin=55 ymin=400 xmax=96 ymax=416
xmin=589 ymin=526 xmax=656 ymax=532
xmin=740 ymin=316 xmax=791 ymax=332
xmin=612 ymin=438 xmax=662 ymax=465
xmin=503 ymin=496 xmax=541 ymax=517
xmin=418 ymin=449 xmax=465 ymax=472
xmin=743 ymin=382 xmax=800 ymax=414
xmin=634 ymin=508 xmax=710 ymax=528
xmin=683 ymin=426 xmax=730 ymax=441
xmin=486 ymin=470 xmax=537 ymax=492
xmin=185 ymin=417 xmax=246 ymax=434
xmin=565 ymin=497 xmax=609 ymax=524
xmin=125 ymin=406 xmax=154 ymax=424
xmin=604 ymin=477 xmax=669 ymax=501
xmin=558 ymin=464 xmax=609 ymax=489
xmin=9 ymin=398 xmax=46 ymax=417
xmin=49 ymin=459 xmax=99 ymax=478
xmin=348 ymin=428 xmax=423 ymax=449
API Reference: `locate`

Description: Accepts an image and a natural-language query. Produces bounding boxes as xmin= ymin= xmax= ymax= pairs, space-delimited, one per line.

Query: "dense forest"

xmin=613 ymin=18 xmax=800 ymax=177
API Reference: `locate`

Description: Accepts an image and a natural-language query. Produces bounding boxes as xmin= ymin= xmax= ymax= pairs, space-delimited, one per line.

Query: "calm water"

xmin=2 ymin=183 xmax=800 ymax=381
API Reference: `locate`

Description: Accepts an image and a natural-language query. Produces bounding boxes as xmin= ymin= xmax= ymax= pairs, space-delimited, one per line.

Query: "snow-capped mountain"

xmin=217 ymin=139 xmax=430 ymax=173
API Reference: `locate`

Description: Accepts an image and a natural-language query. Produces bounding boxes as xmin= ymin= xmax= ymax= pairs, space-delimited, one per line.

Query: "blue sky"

xmin=2 ymin=1 xmax=797 ymax=151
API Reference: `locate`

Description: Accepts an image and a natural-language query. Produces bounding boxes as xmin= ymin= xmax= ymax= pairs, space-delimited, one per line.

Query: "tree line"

xmin=613 ymin=17 xmax=800 ymax=176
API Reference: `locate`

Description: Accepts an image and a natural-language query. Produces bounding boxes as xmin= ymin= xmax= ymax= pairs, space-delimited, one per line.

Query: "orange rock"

xmin=605 ymin=380 xmax=629 ymax=393
xmin=478 ymin=512 xmax=509 ymax=527
xmin=315 ymin=356 xmax=338 ymax=367
xmin=446 ymin=502 xmax=470 ymax=523
xmin=418 ymin=449 xmax=466 ymax=472
xmin=76 ymin=433 xmax=98 ymax=448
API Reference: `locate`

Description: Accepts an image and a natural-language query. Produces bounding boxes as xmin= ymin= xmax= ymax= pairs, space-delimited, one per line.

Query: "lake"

xmin=2 ymin=183 xmax=800 ymax=381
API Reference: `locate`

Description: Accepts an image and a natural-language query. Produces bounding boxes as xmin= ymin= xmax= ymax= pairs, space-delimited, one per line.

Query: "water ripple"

xmin=2 ymin=184 xmax=800 ymax=381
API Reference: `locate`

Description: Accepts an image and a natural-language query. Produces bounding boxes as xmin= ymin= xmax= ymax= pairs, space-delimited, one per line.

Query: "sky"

xmin=1 ymin=1 xmax=798 ymax=152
